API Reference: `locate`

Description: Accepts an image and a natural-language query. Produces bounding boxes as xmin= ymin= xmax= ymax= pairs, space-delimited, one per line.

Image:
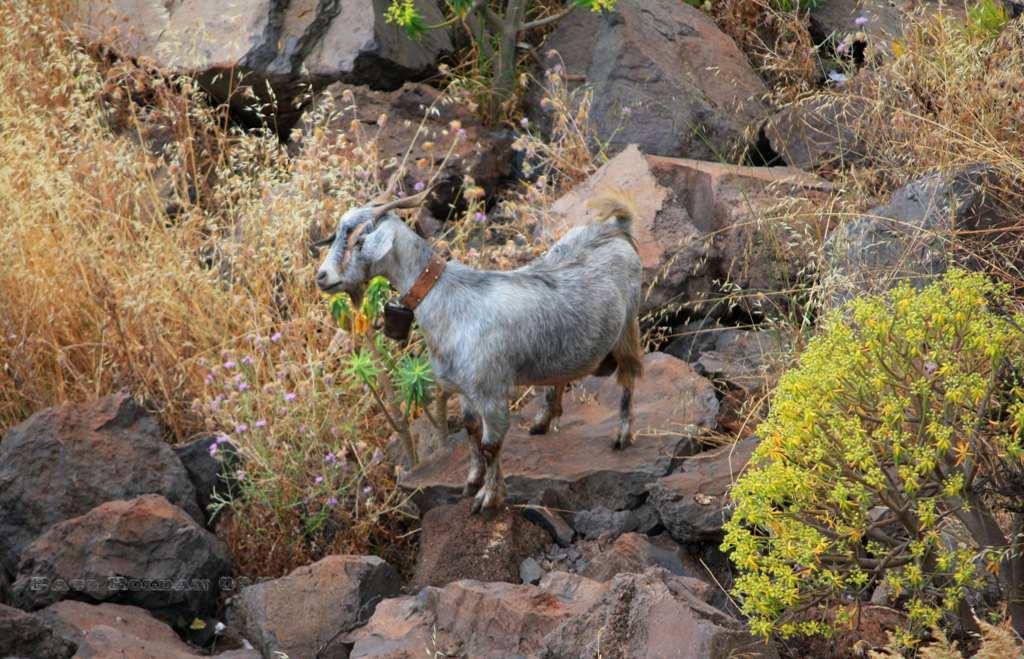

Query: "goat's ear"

xmin=361 ymin=223 xmax=394 ymax=262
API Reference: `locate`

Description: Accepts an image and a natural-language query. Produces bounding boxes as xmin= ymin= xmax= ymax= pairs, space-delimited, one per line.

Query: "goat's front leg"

xmin=529 ymin=384 xmax=565 ymax=435
xmin=461 ymin=396 xmax=485 ymax=497
xmin=471 ymin=398 xmax=510 ymax=514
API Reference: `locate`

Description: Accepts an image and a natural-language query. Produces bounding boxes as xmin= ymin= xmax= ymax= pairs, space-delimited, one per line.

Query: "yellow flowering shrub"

xmin=722 ymin=270 xmax=1024 ymax=647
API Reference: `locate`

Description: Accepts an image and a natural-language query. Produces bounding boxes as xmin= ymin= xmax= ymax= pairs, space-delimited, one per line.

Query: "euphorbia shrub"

xmin=722 ymin=270 xmax=1024 ymax=647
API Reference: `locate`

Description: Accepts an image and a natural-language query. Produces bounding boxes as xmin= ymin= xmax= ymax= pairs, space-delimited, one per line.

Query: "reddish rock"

xmin=543 ymin=568 xmax=776 ymax=659
xmin=72 ymin=0 xmax=451 ymax=129
xmin=401 ymin=352 xmax=717 ymax=514
xmin=347 ymin=573 xmax=606 ymax=658
xmin=226 ymin=554 xmax=400 ymax=659
xmin=0 ymin=602 xmax=76 ymax=659
xmin=12 ymin=495 xmax=231 ymax=618
xmin=413 ymin=498 xmax=549 ymax=589
xmin=0 ymin=392 xmax=201 ymax=576
xmin=292 ymin=82 xmax=514 ymax=219
xmin=763 ymin=95 xmax=869 ymax=171
xmin=545 ymin=145 xmax=831 ymax=315
xmin=348 ymin=569 xmax=772 ymax=658
xmin=648 ymin=438 xmax=760 ymax=542
xmin=534 ymin=0 xmax=769 ymax=160
xmin=37 ymin=600 xmax=259 ymax=659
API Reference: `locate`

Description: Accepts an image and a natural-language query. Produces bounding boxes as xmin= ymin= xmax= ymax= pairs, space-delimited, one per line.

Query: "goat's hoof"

xmin=470 ymin=486 xmax=505 ymax=514
xmin=528 ymin=423 xmax=549 ymax=436
xmin=463 ymin=480 xmax=483 ymax=497
xmin=611 ymin=434 xmax=633 ymax=451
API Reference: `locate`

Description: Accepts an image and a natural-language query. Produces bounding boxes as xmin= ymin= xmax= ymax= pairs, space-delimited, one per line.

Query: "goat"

xmin=315 ymin=190 xmax=643 ymax=513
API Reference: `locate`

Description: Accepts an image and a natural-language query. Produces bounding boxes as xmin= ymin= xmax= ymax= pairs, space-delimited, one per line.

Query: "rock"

xmin=694 ymin=329 xmax=787 ymax=397
xmin=292 ymin=82 xmax=514 ymax=218
xmin=226 ymin=554 xmax=400 ymax=659
xmin=649 ymin=438 xmax=760 ymax=542
xmin=72 ymin=0 xmax=451 ymax=130
xmin=37 ymin=600 xmax=260 ymax=659
xmin=520 ymin=557 xmax=544 ymax=585
xmin=401 ymin=352 xmax=716 ymax=513
xmin=541 ymin=568 xmax=775 ymax=659
xmin=581 ymin=533 xmax=703 ymax=584
xmin=11 ymin=495 xmax=231 ymax=618
xmin=545 ymin=145 xmax=831 ymax=315
xmin=534 ymin=0 xmax=769 ymax=160
xmin=572 ymin=504 xmax=659 ymax=541
xmin=0 ymin=602 xmax=76 ymax=659
xmin=663 ymin=319 xmax=723 ymax=363
xmin=347 ymin=573 xmax=607 ymax=658
xmin=762 ymin=95 xmax=868 ymax=171
xmin=0 ymin=392 xmax=201 ymax=577
xmin=808 ymin=0 xmax=904 ymax=56
xmin=825 ymin=164 xmax=1012 ymax=304
xmin=412 ymin=498 xmax=549 ymax=589
xmin=521 ymin=502 xmax=575 ymax=548
xmin=173 ymin=434 xmax=239 ymax=526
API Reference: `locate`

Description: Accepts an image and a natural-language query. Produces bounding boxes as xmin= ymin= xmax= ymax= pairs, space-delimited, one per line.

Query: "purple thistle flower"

xmin=208 ymin=444 xmax=219 ymax=457
xmin=519 ymin=117 xmax=529 ymax=128
xmin=205 ymin=374 xmax=214 ymax=384
xmin=284 ymin=392 xmax=297 ymax=402
xmin=474 ymin=211 xmax=486 ymax=223
xmin=254 ymin=419 xmax=267 ymax=428
xmin=215 ymin=433 xmax=230 ymax=445
xmin=362 ymin=486 xmax=373 ymax=497
xmin=413 ymin=181 xmax=426 ymax=192
xmin=315 ymin=475 xmax=324 ymax=484
xmin=326 ymin=497 xmax=339 ymax=507
xmin=457 ymin=128 xmax=467 ymax=139
xmin=324 ymin=452 xmax=337 ymax=464
xmin=854 ymin=15 xmax=869 ymax=26
xmin=237 ymin=382 xmax=249 ymax=392
xmin=241 ymin=355 xmax=253 ymax=365
xmin=235 ymin=423 xmax=249 ymax=434
xmin=270 ymin=332 xmax=282 ymax=343
xmin=223 ymin=360 xmax=237 ymax=369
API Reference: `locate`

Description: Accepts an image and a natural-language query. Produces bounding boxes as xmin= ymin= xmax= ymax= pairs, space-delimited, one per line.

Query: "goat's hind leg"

xmin=529 ymin=384 xmax=565 ymax=435
xmin=613 ymin=385 xmax=634 ymax=450
xmin=612 ymin=318 xmax=642 ymax=451
xmin=461 ymin=397 xmax=485 ymax=497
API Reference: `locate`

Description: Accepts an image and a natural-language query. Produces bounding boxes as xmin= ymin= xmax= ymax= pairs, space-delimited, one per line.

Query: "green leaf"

xmin=385 ymin=0 xmax=427 ymax=38
xmin=343 ymin=349 xmax=380 ymax=387
xmin=393 ymin=353 xmax=434 ymax=411
xmin=363 ymin=276 xmax=392 ymax=322
xmin=329 ymin=293 xmax=352 ymax=327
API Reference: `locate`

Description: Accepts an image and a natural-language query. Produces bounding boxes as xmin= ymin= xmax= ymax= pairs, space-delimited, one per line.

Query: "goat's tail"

xmin=588 ymin=190 xmax=638 ymax=243
xmin=612 ymin=316 xmax=644 ymax=388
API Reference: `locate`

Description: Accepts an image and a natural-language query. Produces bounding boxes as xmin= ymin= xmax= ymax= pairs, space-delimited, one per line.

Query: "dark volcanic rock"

xmin=173 ymin=433 xmax=239 ymax=525
xmin=0 ymin=602 xmax=76 ymax=659
xmin=581 ymin=533 xmax=702 ymax=583
xmin=0 ymin=392 xmax=201 ymax=577
xmin=413 ymin=499 xmax=549 ymax=589
xmin=534 ymin=0 xmax=769 ymax=160
xmin=12 ymin=495 xmax=231 ymax=618
xmin=401 ymin=353 xmax=716 ymax=514
xmin=227 ymin=554 xmax=400 ymax=659
xmin=649 ymin=438 xmax=759 ymax=542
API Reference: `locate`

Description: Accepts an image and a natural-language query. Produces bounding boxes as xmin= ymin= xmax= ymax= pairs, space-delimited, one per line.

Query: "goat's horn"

xmin=371 ymin=172 xmax=402 ymax=205
xmin=371 ymin=188 xmax=431 ymax=219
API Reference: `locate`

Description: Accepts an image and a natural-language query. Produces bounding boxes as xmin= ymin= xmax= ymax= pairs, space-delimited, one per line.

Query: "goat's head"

xmin=314 ymin=188 xmax=428 ymax=304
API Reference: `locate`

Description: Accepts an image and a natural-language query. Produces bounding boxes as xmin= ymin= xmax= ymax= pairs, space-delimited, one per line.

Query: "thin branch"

xmin=521 ymin=2 xmax=577 ymax=31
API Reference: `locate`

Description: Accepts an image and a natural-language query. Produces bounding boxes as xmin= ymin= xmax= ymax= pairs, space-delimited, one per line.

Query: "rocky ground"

xmin=3 ymin=0 xmax=1022 ymax=657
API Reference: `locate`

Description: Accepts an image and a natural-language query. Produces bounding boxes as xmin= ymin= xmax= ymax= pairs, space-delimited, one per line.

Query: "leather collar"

xmin=400 ymin=254 xmax=446 ymax=310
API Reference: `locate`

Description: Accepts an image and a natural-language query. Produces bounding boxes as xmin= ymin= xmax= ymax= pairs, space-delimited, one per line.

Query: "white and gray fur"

xmin=316 ymin=194 xmax=644 ymax=513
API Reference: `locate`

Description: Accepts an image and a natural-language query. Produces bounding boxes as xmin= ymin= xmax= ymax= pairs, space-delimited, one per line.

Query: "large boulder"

xmin=534 ymin=0 xmax=770 ymax=160
xmin=694 ymin=329 xmax=787 ymax=397
xmin=36 ymin=600 xmax=259 ymax=659
xmin=581 ymin=533 xmax=705 ymax=584
xmin=291 ymin=82 xmax=514 ymax=218
xmin=0 ymin=392 xmax=201 ymax=577
xmin=11 ymin=495 xmax=231 ymax=618
xmin=346 ymin=573 xmax=608 ymax=658
xmin=347 ymin=569 xmax=773 ymax=658
xmin=401 ymin=352 xmax=718 ymax=513
xmin=173 ymin=433 xmax=239 ymax=526
xmin=648 ymin=438 xmax=759 ymax=543
xmin=0 ymin=602 xmax=76 ymax=659
xmin=226 ymin=554 xmax=401 ymax=659
xmin=824 ymin=164 xmax=1012 ymax=305
xmin=412 ymin=499 xmax=549 ymax=589
xmin=542 ymin=568 xmax=775 ymax=659
xmin=544 ymin=145 xmax=831 ymax=316
xmin=72 ymin=0 xmax=451 ymax=129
